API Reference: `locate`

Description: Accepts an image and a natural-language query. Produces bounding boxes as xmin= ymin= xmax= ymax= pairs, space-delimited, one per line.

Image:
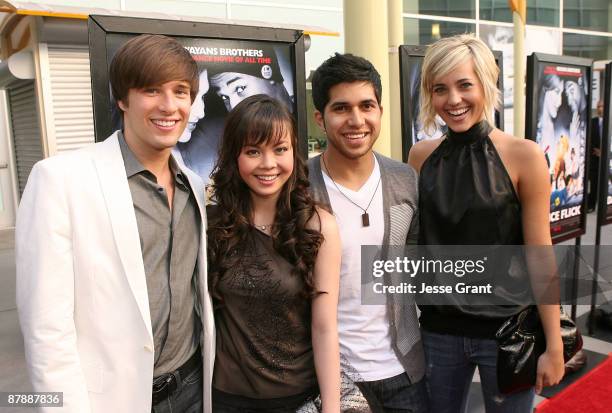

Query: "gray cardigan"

xmin=308 ymin=153 xmax=425 ymax=383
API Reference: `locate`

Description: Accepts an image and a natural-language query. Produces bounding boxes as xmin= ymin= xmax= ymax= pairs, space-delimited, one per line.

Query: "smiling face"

xmin=430 ymin=58 xmax=485 ymax=132
xmin=564 ymin=80 xmax=583 ymax=114
xmin=314 ymin=81 xmax=381 ymax=161
xmin=237 ymin=125 xmax=294 ymax=203
xmin=544 ymin=82 xmax=563 ymax=119
xmin=211 ymin=72 xmax=280 ymax=112
xmin=118 ymin=80 xmax=191 ymax=156
xmin=179 ymin=70 xmax=209 ymax=143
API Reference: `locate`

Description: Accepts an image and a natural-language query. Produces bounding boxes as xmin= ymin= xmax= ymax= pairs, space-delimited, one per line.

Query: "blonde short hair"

xmin=419 ymin=34 xmax=501 ymax=133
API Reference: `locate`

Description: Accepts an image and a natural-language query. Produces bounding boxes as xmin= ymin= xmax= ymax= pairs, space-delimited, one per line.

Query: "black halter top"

xmin=419 ymin=120 xmax=522 ymax=246
xmin=418 ymin=121 xmax=525 ymax=338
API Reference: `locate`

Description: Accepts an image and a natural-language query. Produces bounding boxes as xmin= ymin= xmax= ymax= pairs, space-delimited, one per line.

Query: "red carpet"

xmin=536 ymin=353 xmax=612 ymax=413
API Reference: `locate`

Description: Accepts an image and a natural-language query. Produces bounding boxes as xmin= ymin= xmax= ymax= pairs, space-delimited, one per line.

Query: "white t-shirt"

xmin=322 ymin=157 xmax=404 ymax=382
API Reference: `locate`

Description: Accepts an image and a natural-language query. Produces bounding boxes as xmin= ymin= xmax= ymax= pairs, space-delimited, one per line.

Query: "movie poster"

xmin=533 ymin=62 xmax=589 ymax=238
xmin=480 ymin=24 xmax=560 ymax=136
xmin=399 ymin=46 xmax=447 ymax=161
xmin=406 ymin=59 xmax=447 ymax=144
xmin=106 ymin=37 xmax=295 ymax=184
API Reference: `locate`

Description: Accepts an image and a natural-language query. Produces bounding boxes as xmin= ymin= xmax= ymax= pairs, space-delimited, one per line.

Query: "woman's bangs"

xmin=244 ymin=115 xmax=292 ymax=148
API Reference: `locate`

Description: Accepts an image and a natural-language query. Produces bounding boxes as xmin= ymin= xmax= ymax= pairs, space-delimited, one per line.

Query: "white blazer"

xmin=16 ymin=132 xmax=215 ymax=413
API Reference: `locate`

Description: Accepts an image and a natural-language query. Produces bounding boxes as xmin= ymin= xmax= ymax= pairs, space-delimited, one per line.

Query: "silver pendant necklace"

xmin=321 ymin=154 xmax=381 ymax=227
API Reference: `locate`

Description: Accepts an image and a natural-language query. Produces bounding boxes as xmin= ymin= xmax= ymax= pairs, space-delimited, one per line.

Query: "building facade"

xmin=0 ymin=0 xmax=610 ymax=229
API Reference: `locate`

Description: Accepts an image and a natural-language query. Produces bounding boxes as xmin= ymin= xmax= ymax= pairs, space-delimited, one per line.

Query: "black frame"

xmin=493 ymin=50 xmax=504 ymax=131
xmin=87 ymin=14 xmax=308 ymax=157
xmin=597 ymin=62 xmax=612 ymax=226
xmin=398 ymin=45 xmax=504 ymax=163
xmin=525 ymin=52 xmax=593 ymax=243
xmin=398 ymin=44 xmax=426 ymax=163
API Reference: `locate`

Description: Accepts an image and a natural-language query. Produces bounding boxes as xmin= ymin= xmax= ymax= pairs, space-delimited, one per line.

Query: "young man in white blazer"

xmin=16 ymin=34 xmax=215 ymax=413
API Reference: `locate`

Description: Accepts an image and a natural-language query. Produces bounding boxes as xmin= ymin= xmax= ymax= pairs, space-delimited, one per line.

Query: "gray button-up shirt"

xmin=119 ymin=133 xmax=201 ymax=377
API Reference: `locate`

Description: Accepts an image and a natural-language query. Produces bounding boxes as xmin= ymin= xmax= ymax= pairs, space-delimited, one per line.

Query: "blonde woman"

xmin=408 ymin=34 xmax=565 ymax=413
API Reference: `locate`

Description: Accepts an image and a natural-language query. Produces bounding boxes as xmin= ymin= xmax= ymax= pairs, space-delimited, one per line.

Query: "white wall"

xmin=28 ymin=0 xmax=345 ymax=74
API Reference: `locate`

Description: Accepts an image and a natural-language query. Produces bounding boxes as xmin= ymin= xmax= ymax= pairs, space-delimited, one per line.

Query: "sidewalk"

xmin=0 ymin=228 xmax=33 ymax=413
xmin=2 ymin=212 xmax=612 ymax=412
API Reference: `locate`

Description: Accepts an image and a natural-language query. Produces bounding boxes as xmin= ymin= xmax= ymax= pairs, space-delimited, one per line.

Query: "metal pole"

xmin=589 ymin=223 xmax=601 ymax=335
xmin=571 ymin=237 xmax=581 ymax=321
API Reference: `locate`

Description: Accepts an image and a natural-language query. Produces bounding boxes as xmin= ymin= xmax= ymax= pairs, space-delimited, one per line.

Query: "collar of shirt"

xmin=118 ymin=130 xmax=188 ymax=188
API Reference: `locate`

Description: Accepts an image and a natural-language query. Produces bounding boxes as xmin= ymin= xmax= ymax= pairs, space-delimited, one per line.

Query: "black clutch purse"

xmin=494 ymin=306 xmax=583 ymax=394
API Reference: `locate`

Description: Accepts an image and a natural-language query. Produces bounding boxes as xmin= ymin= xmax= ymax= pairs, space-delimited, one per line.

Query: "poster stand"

xmin=588 ymin=62 xmax=612 ymax=334
xmin=525 ymin=53 xmax=593 ymax=322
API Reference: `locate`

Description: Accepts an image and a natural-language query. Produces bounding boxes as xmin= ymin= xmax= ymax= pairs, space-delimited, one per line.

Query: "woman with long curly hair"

xmin=207 ymin=94 xmax=341 ymax=412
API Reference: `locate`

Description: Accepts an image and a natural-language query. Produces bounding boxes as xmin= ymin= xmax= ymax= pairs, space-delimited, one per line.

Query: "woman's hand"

xmin=569 ymin=111 xmax=580 ymax=141
xmin=535 ymin=342 xmax=565 ymax=394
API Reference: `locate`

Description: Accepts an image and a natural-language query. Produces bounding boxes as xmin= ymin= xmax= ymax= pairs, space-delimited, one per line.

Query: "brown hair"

xmin=109 ymin=34 xmax=199 ymax=107
xmin=208 ymin=94 xmax=323 ymax=300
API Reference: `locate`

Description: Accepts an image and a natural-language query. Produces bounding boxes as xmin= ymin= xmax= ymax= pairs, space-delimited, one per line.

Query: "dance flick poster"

xmin=527 ymin=53 xmax=592 ymax=242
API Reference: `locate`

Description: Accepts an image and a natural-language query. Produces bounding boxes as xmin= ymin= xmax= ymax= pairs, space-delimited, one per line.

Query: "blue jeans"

xmin=151 ymin=365 xmax=203 ymax=413
xmin=357 ymin=372 xmax=429 ymax=413
xmin=422 ymin=330 xmax=534 ymax=413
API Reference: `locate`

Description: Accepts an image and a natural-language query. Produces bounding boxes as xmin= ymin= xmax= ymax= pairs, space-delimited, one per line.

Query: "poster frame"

xmin=398 ymin=45 xmax=504 ymax=162
xmin=525 ymin=52 xmax=593 ymax=243
xmin=597 ymin=62 xmax=612 ymax=226
xmin=87 ymin=14 xmax=308 ymax=157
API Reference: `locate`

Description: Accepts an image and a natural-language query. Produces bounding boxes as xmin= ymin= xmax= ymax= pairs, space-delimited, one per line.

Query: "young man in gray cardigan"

xmin=308 ymin=53 xmax=428 ymax=412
